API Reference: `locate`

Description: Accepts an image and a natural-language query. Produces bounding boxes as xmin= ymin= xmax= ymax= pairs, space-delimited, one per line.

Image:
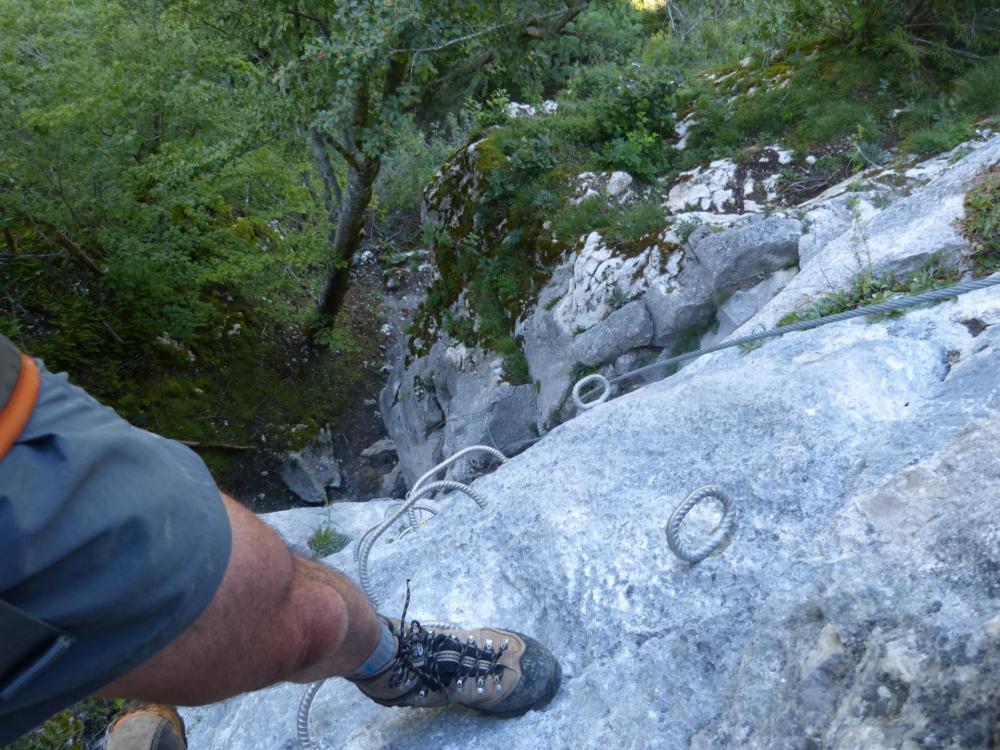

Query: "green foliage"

xmin=9 ymin=699 xmax=124 ymax=750
xmin=552 ymin=196 xmax=611 ymax=243
xmin=495 ymin=336 xmax=532 ymax=385
xmin=0 ymin=0 xmax=391 ymax=466
xmin=377 ymin=118 xmax=464 ymax=225
xmin=768 ymin=0 xmax=1000 ymax=66
xmin=607 ymin=287 xmax=629 ymax=310
xmin=955 ymin=58 xmax=1000 ymax=117
xmin=308 ymin=524 xmax=350 ymax=557
xmin=959 ymin=166 xmax=1000 ymax=276
xmin=901 ymin=119 xmax=975 ymax=156
xmin=607 ymin=199 xmax=666 ymax=247
xmin=675 ymin=217 xmax=703 ymax=243
xmin=569 ymin=360 xmax=600 ymax=383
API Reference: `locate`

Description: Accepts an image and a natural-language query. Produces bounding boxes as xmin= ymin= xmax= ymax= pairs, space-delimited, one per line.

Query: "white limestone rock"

xmin=553 ymin=232 xmax=662 ymax=334
xmin=751 ymin=134 xmax=1000 ymax=332
xmin=665 ymin=159 xmax=740 ymax=213
xmin=606 ymin=171 xmax=634 ymax=198
xmin=185 ymin=278 xmax=1000 ymax=750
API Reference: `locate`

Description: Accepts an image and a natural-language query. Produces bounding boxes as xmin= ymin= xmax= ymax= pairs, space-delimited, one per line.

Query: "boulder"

xmin=716 ymin=267 xmax=799 ymax=335
xmin=380 ymin=463 xmax=407 ymax=497
xmin=553 ymin=232 xmax=663 ymax=333
xmin=606 ymin=170 xmax=634 ymax=198
xmin=688 ymin=215 xmax=801 ymax=291
xmin=641 ymin=257 xmax=717 ymax=349
xmin=278 ymin=429 xmax=342 ymax=505
xmin=522 ymin=258 xmax=576 ymax=426
xmin=571 ymin=300 xmax=654 ymax=367
xmin=382 ymin=339 xmax=539 ymax=487
xmin=798 ymin=201 xmax=853 ymax=267
xmin=360 ymin=438 xmax=396 ymax=460
xmin=380 ymin=368 xmax=445 ymax=490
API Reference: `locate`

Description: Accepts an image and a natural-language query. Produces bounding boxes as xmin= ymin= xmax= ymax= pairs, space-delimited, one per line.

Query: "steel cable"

xmin=574 ymin=274 xmax=1000 ymax=409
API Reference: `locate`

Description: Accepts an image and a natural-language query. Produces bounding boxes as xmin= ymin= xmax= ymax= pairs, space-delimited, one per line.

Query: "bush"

xmin=552 ymin=195 xmax=610 ymax=243
xmin=955 ymin=58 xmax=1000 ymax=117
xmin=607 ymin=199 xmax=666 ymax=247
xmin=377 ymin=119 xmax=459 ymax=222
xmin=902 ymin=118 xmax=975 ymax=155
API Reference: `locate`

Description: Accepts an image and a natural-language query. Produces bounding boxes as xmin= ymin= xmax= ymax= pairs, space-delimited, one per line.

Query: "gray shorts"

xmin=0 ymin=366 xmax=232 ymax=745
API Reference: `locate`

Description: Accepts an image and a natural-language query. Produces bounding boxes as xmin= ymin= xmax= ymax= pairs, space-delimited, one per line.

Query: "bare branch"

xmin=286 ymin=8 xmax=330 ymax=39
xmin=282 ymin=262 xmax=320 ymax=304
xmin=309 ymin=128 xmax=343 ymax=216
xmin=179 ymin=440 xmax=254 ymax=451
xmin=911 ymin=36 xmax=985 ymax=59
xmin=322 ymin=133 xmax=360 ymax=170
xmin=390 ymin=3 xmax=589 ymax=55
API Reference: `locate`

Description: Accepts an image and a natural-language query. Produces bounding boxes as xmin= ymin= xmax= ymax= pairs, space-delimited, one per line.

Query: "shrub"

xmin=955 ymin=58 xmax=1000 ymax=117
xmin=777 ymin=261 xmax=961 ymax=326
xmin=495 ymin=336 xmax=532 ymax=385
xmin=901 ymin=118 xmax=975 ymax=156
xmin=552 ymin=196 xmax=611 ymax=244
xmin=606 ymin=199 xmax=666 ymax=247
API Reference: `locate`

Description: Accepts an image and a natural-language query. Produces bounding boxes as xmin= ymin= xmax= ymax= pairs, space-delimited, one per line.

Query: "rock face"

xmin=184 ymin=268 xmax=1000 ymax=749
xmin=386 ymin=134 xmax=1000 ymax=473
xmin=381 ymin=339 xmax=539 ymax=487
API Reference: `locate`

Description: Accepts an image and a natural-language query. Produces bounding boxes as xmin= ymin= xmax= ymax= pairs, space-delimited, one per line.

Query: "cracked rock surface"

xmin=184 ymin=270 xmax=1000 ymax=749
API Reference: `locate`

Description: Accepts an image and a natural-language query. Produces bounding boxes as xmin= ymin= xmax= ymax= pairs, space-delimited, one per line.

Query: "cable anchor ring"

xmin=666 ymin=485 xmax=735 ymax=563
xmin=572 ymin=373 xmax=612 ymax=410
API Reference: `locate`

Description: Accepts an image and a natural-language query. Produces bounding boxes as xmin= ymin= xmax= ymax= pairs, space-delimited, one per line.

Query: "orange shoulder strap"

xmin=0 ymin=353 xmax=40 ymax=461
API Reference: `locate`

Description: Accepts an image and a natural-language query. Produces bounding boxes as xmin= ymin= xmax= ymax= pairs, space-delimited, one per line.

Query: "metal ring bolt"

xmin=572 ymin=373 xmax=612 ymax=410
xmin=666 ymin=485 xmax=736 ymax=563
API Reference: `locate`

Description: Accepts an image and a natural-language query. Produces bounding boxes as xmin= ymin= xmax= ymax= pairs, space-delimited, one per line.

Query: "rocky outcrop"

xmin=184 ymin=242 xmax=1000 ymax=749
xmin=380 ymin=339 xmax=538 ymax=487
xmin=387 ymin=134 xmax=1000 ymax=477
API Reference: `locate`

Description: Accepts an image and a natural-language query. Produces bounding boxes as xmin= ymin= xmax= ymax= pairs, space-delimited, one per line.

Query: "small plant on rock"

xmin=777 ymin=260 xmax=961 ymax=327
xmin=308 ymin=524 xmax=350 ymax=558
xmin=607 ymin=287 xmax=629 ymax=310
xmin=675 ymin=217 xmax=702 ymax=243
xmin=959 ymin=165 xmax=1000 ymax=277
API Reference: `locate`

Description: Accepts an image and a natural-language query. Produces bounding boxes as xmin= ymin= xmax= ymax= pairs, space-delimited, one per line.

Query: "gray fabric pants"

xmin=0 ymin=365 xmax=232 ymax=745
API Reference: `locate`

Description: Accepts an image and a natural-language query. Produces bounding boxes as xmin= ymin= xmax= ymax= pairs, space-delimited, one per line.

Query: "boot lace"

xmin=389 ymin=581 xmax=507 ymax=699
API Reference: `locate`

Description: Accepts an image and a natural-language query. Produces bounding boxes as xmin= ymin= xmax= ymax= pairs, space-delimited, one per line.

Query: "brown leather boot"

xmin=350 ymin=615 xmax=562 ymax=718
xmin=105 ymin=704 xmax=186 ymax=750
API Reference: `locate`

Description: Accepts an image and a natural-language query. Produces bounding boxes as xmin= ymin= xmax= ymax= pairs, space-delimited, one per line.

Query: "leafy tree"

xmin=196 ymin=0 xmax=593 ymax=321
xmin=0 ymin=0 xmax=327 ymax=367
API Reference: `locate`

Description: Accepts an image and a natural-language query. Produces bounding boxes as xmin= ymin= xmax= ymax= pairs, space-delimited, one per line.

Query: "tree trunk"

xmin=317 ymin=156 xmax=380 ymax=318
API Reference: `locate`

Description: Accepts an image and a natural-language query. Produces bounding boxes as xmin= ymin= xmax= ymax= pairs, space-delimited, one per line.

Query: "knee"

xmin=283 ymin=558 xmax=350 ymax=677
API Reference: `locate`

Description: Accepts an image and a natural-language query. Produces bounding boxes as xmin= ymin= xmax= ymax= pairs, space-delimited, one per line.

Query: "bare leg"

xmin=95 ymin=494 xmax=381 ymax=705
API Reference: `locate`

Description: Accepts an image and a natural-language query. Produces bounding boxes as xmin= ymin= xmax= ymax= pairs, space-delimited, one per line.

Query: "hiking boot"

xmin=105 ymin=703 xmax=187 ymax=750
xmin=350 ymin=598 xmax=562 ymax=717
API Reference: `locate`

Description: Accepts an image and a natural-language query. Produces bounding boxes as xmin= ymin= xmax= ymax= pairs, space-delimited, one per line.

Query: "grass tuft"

xmin=308 ymin=525 xmax=350 ymax=558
